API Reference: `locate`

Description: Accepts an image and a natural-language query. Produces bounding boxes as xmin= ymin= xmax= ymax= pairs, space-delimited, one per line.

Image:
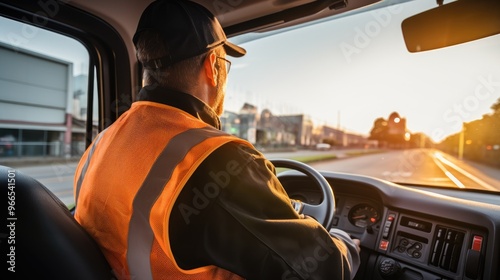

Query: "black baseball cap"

xmin=133 ymin=0 xmax=246 ymax=69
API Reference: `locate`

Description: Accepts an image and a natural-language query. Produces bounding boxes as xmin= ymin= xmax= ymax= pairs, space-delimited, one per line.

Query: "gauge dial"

xmin=348 ymin=204 xmax=380 ymax=228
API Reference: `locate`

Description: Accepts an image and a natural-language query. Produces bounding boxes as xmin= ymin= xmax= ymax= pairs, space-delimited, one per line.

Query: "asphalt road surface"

xmin=306 ymin=149 xmax=500 ymax=191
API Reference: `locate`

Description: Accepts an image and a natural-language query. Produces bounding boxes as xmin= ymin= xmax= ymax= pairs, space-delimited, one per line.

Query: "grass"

xmin=289 ymin=154 xmax=338 ymax=163
xmin=275 ymin=154 xmax=338 ymax=173
xmin=344 ymin=149 xmax=385 ymax=157
xmin=288 ymin=149 xmax=385 ymax=163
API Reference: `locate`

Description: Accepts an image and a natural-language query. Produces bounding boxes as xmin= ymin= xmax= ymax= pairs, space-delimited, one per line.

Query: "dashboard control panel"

xmin=376 ymin=210 xmax=487 ymax=279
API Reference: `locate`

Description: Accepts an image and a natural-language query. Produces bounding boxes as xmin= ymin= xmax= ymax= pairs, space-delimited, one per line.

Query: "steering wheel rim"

xmin=270 ymin=158 xmax=335 ymax=230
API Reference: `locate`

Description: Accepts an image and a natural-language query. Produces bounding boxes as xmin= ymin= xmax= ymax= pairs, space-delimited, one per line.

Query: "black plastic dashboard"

xmin=277 ymin=170 xmax=500 ymax=280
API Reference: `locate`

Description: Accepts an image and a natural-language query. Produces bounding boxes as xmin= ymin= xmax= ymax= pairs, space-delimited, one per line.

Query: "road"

xmin=9 ymin=148 xmax=500 ymax=206
xmin=14 ymin=161 xmax=78 ymax=206
xmin=271 ymin=148 xmax=500 ymax=191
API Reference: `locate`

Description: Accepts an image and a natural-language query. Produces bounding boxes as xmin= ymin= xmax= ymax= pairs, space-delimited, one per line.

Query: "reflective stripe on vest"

xmin=128 ymin=126 xmax=230 ymax=280
xmin=75 ymin=129 xmax=106 ymax=208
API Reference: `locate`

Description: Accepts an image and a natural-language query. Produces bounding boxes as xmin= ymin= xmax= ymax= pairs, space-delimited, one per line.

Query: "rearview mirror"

xmin=402 ymin=0 xmax=500 ymax=52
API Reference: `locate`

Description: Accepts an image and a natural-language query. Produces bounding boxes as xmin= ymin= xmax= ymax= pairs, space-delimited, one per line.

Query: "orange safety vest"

xmin=74 ymin=101 xmax=250 ymax=280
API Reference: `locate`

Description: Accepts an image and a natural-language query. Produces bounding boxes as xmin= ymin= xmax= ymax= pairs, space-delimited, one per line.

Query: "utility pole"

xmin=458 ymin=123 xmax=465 ymax=160
xmin=337 ymin=110 xmax=341 ymax=130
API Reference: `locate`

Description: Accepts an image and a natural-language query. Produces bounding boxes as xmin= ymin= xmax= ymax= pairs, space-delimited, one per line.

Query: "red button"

xmin=472 ymin=235 xmax=483 ymax=251
xmin=379 ymin=240 xmax=389 ymax=251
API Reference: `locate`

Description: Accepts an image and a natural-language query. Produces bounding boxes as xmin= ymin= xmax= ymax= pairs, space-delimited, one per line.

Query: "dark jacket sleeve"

xmin=169 ymin=143 xmax=356 ymax=280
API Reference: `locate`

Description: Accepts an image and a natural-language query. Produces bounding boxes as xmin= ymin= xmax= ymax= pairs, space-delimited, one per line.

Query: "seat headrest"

xmin=0 ymin=165 xmax=114 ymax=279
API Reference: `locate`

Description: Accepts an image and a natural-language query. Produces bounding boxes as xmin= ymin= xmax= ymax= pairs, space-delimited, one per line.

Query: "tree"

xmin=369 ymin=117 xmax=389 ymax=144
xmin=491 ymin=97 xmax=500 ymax=114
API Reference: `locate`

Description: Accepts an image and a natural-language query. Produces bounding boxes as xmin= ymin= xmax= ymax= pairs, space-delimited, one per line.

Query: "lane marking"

xmin=433 ymin=152 xmax=497 ymax=191
xmin=432 ymin=155 xmax=465 ymax=188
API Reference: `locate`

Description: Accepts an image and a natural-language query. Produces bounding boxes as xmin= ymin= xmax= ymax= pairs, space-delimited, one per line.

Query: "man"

xmin=74 ymin=0 xmax=360 ymax=279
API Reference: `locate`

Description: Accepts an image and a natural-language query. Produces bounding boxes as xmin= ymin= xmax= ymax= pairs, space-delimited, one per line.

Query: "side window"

xmin=0 ymin=16 xmax=96 ymax=207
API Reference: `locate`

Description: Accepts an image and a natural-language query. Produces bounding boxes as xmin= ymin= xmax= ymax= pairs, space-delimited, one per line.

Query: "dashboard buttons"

xmin=396 ymin=238 xmax=424 ymax=259
xmin=413 ymin=242 xmax=423 ymax=250
xmin=382 ymin=213 xmax=396 ymax=239
xmin=397 ymin=239 xmax=408 ymax=252
xmin=412 ymin=250 xmax=422 ymax=259
xmin=430 ymin=226 xmax=465 ymax=273
xmin=379 ymin=212 xmax=397 ymax=252
xmin=379 ymin=240 xmax=389 ymax=251
xmin=399 ymin=238 xmax=409 ymax=247
xmin=472 ymin=235 xmax=483 ymax=252
xmin=465 ymin=233 xmax=486 ymax=279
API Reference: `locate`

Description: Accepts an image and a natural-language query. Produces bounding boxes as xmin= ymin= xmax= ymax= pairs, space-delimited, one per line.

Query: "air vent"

xmin=430 ymin=226 xmax=465 ymax=273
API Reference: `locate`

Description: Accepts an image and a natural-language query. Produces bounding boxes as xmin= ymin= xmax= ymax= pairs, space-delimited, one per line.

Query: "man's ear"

xmin=203 ymin=51 xmax=218 ymax=87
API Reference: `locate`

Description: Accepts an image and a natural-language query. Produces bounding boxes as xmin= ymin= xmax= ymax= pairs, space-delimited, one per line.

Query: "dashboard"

xmin=278 ymin=170 xmax=500 ymax=280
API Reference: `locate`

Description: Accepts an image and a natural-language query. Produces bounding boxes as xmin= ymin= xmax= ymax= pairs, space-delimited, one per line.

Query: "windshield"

xmin=223 ymin=0 xmax=500 ymax=191
xmin=0 ymin=0 xmax=499 ymax=208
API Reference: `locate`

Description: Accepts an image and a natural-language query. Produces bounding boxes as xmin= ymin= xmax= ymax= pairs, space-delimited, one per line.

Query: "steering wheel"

xmin=270 ymin=158 xmax=335 ymax=230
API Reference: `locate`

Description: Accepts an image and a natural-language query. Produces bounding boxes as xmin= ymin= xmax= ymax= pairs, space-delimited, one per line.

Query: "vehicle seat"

xmin=0 ymin=165 xmax=114 ymax=279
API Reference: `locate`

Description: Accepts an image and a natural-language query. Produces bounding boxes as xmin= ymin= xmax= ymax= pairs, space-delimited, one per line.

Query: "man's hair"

xmin=135 ymin=30 xmax=207 ymax=89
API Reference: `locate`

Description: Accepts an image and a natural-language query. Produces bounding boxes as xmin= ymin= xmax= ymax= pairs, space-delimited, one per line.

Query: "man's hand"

xmin=329 ymin=228 xmax=361 ymax=279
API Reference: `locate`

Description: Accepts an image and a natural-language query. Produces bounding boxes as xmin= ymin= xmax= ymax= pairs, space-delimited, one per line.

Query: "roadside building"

xmin=319 ymin=125 xmax=369 ymax=148
xmin=0 ymin=43 xmax=89 ymax=159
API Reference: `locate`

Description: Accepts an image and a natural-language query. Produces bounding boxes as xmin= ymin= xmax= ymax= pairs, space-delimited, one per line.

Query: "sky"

xmin=1 ymin=0 xmax=499 ymax=142
xmin=224 ymin=0 xmax=500 ymax=142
